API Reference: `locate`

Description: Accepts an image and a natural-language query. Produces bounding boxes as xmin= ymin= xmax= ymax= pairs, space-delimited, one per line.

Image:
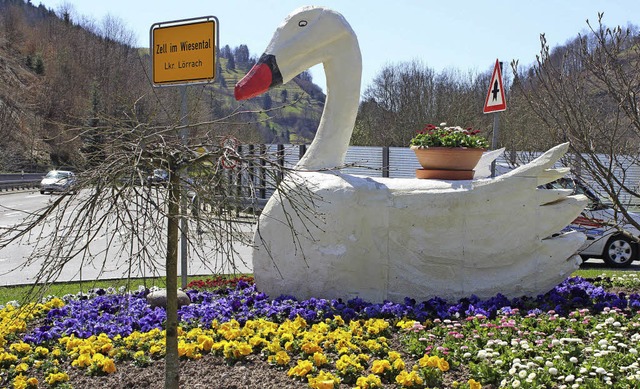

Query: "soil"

xmin=51 ymin=333 xmax=458 ymax=389
xmin=66 ymin=353 xmax=306 ymax=389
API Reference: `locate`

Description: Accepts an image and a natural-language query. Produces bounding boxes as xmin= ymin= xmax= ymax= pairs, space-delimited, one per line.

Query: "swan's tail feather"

xmin=538 ymin=167 xmax=571 ymax=186
xmin=536 ymin=188 xmax=575 ymax=205
xmin=502 ymin=143 xmax=570 ymax=184
xmin=473 ymin=148 xmax=505 ymax=179
xmin=535 ymin=194 xmax=589 ymax=239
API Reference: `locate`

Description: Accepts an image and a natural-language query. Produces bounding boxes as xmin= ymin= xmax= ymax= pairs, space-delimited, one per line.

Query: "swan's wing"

xmin=385 ymin=142 xmax=587 ymax=300
xmin=253 ymin=143 xmax=587 ymax=302
xmin=473 ymin=147 xmax=505 ymax=179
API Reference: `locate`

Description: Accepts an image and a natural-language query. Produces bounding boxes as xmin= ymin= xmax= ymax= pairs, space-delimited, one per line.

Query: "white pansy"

xmin=565 ymin=374 xmax=575 ymax=382
xmin=549 ymin=367 xmax=558 ymax=375
xmin=518 ymin=370 xmax=527 ymax=379
xmin=570 ymin=357 xmax=578 ymax=363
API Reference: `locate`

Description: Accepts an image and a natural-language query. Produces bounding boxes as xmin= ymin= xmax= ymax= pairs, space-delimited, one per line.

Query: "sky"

xmin=37 ymin=0 xmax=639 ymax=94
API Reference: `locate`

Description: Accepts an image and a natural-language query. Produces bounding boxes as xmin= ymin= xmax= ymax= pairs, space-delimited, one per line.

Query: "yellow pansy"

xmin=395 ymin=370 xmax=423 ymax=387
xmin=312 ymin=351 xmax=328 ymax=367
xmin=355 ymin=374 xmax=383 ymax=389
xmin=468 ymin=378 xmax=482 ymax=389
xmin=287 ymin=359 xmax=314 ymax=378
xmin=46 ymin=371 xmax=69 ymax=385
xmin=371 ymin=359 xmax=391 ymax=375
xmin=102 ymin=357 xmax=117 ymax=374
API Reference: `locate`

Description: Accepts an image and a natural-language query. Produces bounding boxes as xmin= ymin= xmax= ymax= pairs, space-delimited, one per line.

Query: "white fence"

xmin=249 ymin=144 xmax=640 ymax=207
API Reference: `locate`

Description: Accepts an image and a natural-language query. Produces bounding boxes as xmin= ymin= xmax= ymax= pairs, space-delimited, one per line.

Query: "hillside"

xmin=0 ymin=0 xmax=325 ymax=172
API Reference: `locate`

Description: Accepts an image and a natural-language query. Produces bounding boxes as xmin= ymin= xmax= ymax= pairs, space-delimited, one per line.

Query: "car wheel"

xmin=603 ymin=234 xmax=636 ymax=268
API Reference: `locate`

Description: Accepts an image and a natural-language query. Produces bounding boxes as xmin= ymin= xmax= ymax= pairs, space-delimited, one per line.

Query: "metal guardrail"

xmin=0 ymin=179 xmax=41 ymax=192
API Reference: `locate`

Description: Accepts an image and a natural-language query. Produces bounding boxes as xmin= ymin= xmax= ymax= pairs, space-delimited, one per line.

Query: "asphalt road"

xmin=0 ymin=190 xmax=253 ymax=286
xmin=1 ymin=190 xmax=636 ymax=287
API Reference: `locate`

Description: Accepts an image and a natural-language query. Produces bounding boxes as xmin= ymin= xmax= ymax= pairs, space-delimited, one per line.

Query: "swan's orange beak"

xmin=234 ymin=54 xmax=283 ymax=100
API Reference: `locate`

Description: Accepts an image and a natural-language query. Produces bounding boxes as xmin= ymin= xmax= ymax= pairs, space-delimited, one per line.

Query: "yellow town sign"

xmin=151 ymin=17 xmax=218 ymax=86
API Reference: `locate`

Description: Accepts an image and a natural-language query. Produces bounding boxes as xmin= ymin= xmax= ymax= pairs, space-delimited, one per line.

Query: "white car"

xmin=40 ymin=170 xmax=77 ymax=195
xmin=550 ymin=178 xmax=640 ymax=267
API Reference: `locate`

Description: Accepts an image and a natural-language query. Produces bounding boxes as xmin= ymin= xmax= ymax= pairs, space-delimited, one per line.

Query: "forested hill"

xmin=0 ymin=0 xmax=325 ymax=171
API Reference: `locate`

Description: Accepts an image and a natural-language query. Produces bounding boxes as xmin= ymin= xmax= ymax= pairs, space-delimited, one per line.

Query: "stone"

xmin=146 ymin=289 xmax=191 ymax=309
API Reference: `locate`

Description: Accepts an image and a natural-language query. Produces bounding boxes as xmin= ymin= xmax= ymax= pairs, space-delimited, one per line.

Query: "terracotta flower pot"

xmin=411 ymin=146 xmax=484 ymax=180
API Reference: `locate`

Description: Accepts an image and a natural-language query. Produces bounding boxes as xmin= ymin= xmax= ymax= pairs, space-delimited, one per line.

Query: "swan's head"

xmin=234 ymin=6 xmax=356 ymax=100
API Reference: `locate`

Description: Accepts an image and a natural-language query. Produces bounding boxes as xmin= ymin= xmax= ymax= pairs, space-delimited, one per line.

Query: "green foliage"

xmin=409 ymin=124 xmax=489 ymax=149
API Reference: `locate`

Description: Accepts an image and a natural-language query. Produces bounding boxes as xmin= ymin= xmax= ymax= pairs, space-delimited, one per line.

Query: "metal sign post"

xmin=180 ymin=85 xmax=188 ymax=290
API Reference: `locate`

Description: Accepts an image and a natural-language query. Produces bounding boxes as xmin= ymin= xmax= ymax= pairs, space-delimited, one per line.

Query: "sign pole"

xmin=180 ymin=85 xmax=189 ymax=290
xmin=491 ymin=112 xmax=499 ymax=177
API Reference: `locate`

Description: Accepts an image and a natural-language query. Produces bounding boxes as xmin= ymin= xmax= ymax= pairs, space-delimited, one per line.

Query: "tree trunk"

xmin=164 ymin=161 xmax=180 ymax=389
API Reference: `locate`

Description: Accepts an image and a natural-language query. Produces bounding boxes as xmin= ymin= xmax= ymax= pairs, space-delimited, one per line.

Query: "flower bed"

xmin=1 ymin=275 xmax=640 ymax=388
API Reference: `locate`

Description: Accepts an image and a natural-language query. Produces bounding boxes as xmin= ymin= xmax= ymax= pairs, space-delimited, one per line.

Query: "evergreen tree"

xmin=226 ymin=54 xmax=235 ymax=70
xmin=33 ymin=55 xmax=44 ymax=74
xmin=233 ymin=44 xmax=250 ymax=64
xmin=262 ymin=93 xmax=272 ymax=110
xmin=220 ymin=45 xmax=232 ymax=59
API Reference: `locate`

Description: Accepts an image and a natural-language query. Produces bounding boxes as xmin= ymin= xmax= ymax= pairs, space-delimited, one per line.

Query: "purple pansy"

xmin=22 ymin=276 xmax=640 ymax=346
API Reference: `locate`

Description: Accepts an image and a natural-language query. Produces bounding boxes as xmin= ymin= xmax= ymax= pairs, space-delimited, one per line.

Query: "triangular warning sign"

xmin=483 ymin=59 xmax=506 ymax=113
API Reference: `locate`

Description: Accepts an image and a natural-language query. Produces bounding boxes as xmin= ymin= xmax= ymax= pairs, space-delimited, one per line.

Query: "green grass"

xmin=0 ymin=274 xmax=226 ymax=305
xmin=571 ymin=268 xmax=634 ymax=279
xmin=0 ymin=268 xmax=632 ymax=306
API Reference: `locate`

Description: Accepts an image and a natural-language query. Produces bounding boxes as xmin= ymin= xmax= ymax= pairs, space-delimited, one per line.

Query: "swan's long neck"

xmin=296 ymin=37 xmax=361 ymax=170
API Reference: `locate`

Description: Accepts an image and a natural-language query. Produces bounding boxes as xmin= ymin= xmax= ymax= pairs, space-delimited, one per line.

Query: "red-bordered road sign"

xmin=483 ymin=59 xmax=506 ymax=113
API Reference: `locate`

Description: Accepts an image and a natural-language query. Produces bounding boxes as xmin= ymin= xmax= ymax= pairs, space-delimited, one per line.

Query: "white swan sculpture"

xmin=235 ymin=6 xmax=587 ymax=302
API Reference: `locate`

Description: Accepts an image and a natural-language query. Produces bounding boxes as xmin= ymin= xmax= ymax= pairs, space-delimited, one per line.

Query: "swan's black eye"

xmin=298 ymin=20 xmax=307 ymax=27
